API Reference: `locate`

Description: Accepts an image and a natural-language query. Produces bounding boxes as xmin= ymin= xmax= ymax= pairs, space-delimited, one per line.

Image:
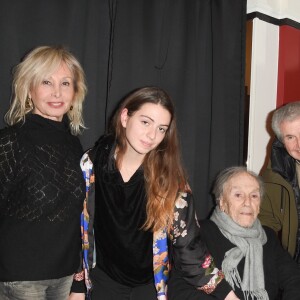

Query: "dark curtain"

xmin=0 ymin=0 xmax=246 ymax=218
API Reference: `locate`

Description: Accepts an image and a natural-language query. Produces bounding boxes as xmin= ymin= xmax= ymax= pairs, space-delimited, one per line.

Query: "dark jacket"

xmin=168 ymin=220 xmax=300 ymax=300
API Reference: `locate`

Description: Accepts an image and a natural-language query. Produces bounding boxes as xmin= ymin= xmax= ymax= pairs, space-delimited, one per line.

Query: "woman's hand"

xmin=224 ymin=290 xmax=240 ymax=300
xmin=68 ymin=292 xmax=85 ymax=300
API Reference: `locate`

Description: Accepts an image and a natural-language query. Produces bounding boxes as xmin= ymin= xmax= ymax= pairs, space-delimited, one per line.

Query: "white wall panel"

xmin=247 ymin=18 xmax=278 ymax=173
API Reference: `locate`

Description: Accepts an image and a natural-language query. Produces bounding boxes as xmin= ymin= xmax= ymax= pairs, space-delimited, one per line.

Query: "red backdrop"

xmin=277 ymin=25 xmax=300 ymax=107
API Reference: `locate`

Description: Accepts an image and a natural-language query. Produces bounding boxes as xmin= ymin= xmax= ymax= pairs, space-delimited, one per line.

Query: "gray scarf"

xmin=210 ymin=207 xmax=269 ymax=300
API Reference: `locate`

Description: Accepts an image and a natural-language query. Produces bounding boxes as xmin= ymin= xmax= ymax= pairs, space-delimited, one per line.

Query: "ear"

xmin=120 ymin=108 xmax=129 ymax=128
xmin=219 ymin=196 xmax=226 ymax=212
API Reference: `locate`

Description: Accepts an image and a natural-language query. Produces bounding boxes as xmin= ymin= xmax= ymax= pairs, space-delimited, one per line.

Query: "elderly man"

xmin=168 ymin=167 xmax=300 ymax=300
xmin=259 ymin=101 xmax=300 ymax=262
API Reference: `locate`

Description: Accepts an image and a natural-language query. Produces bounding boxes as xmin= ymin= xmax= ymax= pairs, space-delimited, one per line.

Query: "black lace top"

xmin=0 ymin=114 xmax=85 ymax=281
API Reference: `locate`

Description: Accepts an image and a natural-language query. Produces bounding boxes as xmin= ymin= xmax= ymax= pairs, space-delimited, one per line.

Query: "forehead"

xmin=32 ymin=62 xmax=73 ymax=85
xmin=51 ymin=62 xmax=73 ymax=77
xmin=280 ymin=117 xmax=300 ymax=134
xmin=224 ymin=173 xmax=259 ymax=192
xmin=136 ymin=103 xmax=171 ymax=123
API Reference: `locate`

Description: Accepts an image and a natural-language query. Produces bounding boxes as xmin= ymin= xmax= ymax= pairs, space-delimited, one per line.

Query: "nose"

xmin=147 ymin=127 xmax=156 ymax=140
xmin=244 ymin=196 xmax=251 ymax=206
xmin=296 ymin=138 xmax=300 ymax=150
xmin=51 ymin=84 xmax=61 ymax=98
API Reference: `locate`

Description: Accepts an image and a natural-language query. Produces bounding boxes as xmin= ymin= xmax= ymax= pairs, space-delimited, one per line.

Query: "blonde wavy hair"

xmin=5 ymin=45 xmax=87 ymax=135
xmin=110 ymin=86 xmax=188 ymax=232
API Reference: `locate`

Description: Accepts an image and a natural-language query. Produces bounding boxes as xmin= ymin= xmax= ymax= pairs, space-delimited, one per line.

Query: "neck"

xmin=117 ymin=147 xmax=144 ymax=182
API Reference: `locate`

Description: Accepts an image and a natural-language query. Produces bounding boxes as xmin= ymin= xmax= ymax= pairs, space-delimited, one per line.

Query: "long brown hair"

xmin=110 ymin=86 xmax=187 ymax=232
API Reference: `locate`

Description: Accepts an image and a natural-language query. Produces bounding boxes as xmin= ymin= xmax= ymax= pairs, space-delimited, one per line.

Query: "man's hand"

xmin=68 ymin=292 xmax=86 ymax=300
xmin=224 ymin=290 xmax=240 ymax=300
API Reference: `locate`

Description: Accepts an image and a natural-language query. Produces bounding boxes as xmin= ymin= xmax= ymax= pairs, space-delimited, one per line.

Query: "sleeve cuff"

xmin=209 ymin=278 xmax=232 ymax=299
xmin=70 ymin=279 xmax=86 ymax=293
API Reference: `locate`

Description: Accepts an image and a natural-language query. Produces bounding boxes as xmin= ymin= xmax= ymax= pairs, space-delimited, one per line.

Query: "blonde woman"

xmin=0 ymin=45 xmax=87 ymax=300
xmin=70 ymin=87 xmax=238 ymax=300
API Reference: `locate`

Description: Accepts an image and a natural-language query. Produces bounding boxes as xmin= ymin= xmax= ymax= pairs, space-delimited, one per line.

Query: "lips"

xmin=240 ymin=212 xmax=253 ymax=216
xmin=48 ymin=102 xmax=64 ymax=108
xmin=141 ymin=140 xmax=153 ymax=148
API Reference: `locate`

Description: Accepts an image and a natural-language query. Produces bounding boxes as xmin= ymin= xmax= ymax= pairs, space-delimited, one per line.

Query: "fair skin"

xmin=220 ymin=172 xmax=261 ymax=228
xmin=225 ymin=291 xmax=240 ymax=300
xmin=280 ymin=117 xmax=300 ymax=161
xmin=29 ymin=62 xmax=75 ymax=121
xmin=119 ymin=102 xmax=171 ymax=182
xmin=69 ymin=293 xmax=85 ymax=300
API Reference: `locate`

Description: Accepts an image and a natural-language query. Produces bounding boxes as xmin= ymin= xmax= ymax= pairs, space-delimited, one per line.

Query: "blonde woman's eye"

xmin=62 ymin=81 xmax=71 ymax=86
xmin=42 ymin=80 xmax=51 ymax=85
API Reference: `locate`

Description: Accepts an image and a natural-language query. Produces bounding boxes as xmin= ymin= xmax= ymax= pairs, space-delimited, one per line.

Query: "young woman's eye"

xmin=141 ymin=120 xmax=149 ymax=126
xmin=158 ymin=127 xmax=166 ymax=133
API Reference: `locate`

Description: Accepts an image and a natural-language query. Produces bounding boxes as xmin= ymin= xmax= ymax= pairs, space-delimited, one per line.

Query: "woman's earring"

xmin=70 ymin=105 xmax=73 ymax=111
xmin=25 ymin=97 xmax=33 ymax=110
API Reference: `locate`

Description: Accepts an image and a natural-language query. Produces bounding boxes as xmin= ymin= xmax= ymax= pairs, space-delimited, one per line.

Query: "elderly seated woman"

xmin=168 ymin=166 xmax=300 ymax=300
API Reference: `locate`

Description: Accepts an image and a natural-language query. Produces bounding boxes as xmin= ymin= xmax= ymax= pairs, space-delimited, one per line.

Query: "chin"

xmin=243 ymin=222 xmax=255 ymax=228
xmin=291 ymin=154 xmax=300 ymax=161
xmin=236 ymin=220 xmax=255 ymax=228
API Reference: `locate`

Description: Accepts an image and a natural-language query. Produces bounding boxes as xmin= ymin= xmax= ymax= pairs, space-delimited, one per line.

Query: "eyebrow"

xmin=230 ymin=186 xmax=260 ymax=192
xmin=45 ymin=75 xmax=73 ymax=79
xmin=283 ymin=134 xmax=294 ymax=137
xmin=140 ymin=115 xmax=169 ymax=127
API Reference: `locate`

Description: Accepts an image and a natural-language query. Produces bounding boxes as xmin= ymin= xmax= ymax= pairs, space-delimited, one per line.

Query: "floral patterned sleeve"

xmin=170 ymin=192 xmax=227 ymax=295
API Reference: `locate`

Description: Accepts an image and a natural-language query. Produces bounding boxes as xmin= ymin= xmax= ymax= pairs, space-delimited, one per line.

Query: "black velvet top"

xmin=0 ymin=114 xmax=85 ymax=281
xmin=92 ymin=135 xmax=153 ymax=286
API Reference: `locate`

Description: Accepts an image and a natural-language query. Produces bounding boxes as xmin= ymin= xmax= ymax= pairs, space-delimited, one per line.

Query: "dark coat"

xmin=168 ymin=220 xmax=300 ymax=300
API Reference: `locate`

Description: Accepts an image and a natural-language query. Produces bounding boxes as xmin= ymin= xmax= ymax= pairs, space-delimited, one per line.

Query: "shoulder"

xmin=173 ymin=192 xmax=197 ymax=222
xmin=0 ymin=125 xmax=20 ymax=147
xmin=0 ymin=124 xmax=18 ymax=137
xmin=262 ymin=225 xmax=278 ymax=241
xmin=262 ymin=225 xmax=275 ymax=234
xmin=261 ymin=225 xmax=284 ymax=251
xmin=199 ymin=219 xmax=229 ymax=248
xmin=174 ymin=192 xmax=192 ymax=208
xmin=81 ymin=150 xmax=94 ymax=172
xmin=261 ymin=165 xmax=281 ymax=182
xmin=199 ymin=219 xmax=220 ymax=237
xmin=80 ymin=134 xmax=115 ymax=172
xmin=261 ymin=166 xmax=291 ymax=191
xmin=88 ymin=134 xmax=115 ymax=162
